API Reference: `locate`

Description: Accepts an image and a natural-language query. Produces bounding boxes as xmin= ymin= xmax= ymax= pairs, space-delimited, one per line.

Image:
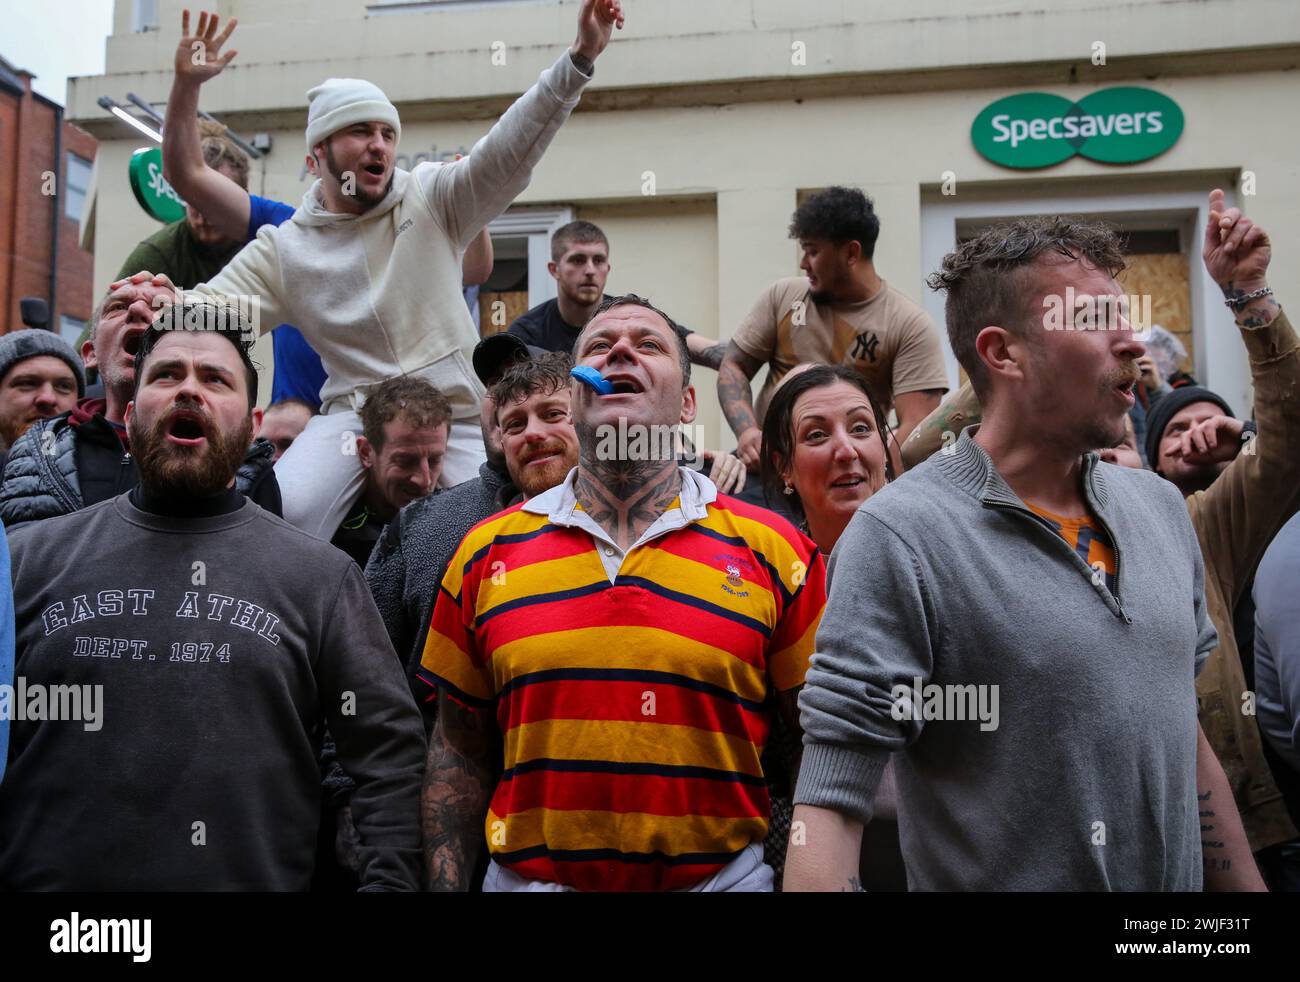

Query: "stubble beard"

xmin=324 ymin=142 xmax=392 ymax=211
xmin=514 ymin=449 xmax=574 ymax=498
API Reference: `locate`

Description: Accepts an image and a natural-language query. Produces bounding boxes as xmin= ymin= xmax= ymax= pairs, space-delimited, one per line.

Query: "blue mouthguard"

xmin=570 ymin=365 xmax=614 ymax=395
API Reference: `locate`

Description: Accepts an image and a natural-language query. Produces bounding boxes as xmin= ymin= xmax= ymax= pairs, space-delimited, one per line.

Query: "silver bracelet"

xmin=1224 ymin=286 xmax=1273 ymax=309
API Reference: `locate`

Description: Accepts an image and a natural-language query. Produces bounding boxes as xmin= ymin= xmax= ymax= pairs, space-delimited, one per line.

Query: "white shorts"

xmin=482 ymin=843 xmax=774 ymax=893
xmin=273 ymin=410 xmax=486 ymax=539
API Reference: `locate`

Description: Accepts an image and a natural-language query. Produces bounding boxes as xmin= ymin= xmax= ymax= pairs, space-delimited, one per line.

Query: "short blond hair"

xmin=199 ymin=119 xmax=249 ymax=189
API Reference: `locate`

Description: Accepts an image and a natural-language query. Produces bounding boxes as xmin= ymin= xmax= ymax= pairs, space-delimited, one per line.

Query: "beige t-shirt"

xmin=732 ymin=276 xmax=949 ymax=421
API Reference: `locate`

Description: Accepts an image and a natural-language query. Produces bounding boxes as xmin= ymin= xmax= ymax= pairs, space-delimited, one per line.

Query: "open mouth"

xmin=363 ymin=163 xmax=385 ymax=178
xmin=603 ymin=375 xmax=643 ymax=395
xmin=165 ymin=410 xmax=208 ymax=446
xmin=1115 ymin=377 xmax=1138 ymax=401
xmin=830 ymin=474 xmax=866 ymax=490
xmin=122 ymin=328 xmax=146 ymax=357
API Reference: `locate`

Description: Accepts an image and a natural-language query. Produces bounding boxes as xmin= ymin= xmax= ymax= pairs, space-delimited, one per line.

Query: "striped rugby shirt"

xmin=418 ymin=467 xmax=826 ymax=891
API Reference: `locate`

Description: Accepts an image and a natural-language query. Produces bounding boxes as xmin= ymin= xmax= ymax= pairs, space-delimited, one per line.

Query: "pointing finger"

xmin=1205 ymin=189 xmax=1226 ymax=253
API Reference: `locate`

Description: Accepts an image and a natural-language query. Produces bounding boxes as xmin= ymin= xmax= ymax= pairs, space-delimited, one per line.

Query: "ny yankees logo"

xmin=850 ymin=331 xmax=880 ymax=363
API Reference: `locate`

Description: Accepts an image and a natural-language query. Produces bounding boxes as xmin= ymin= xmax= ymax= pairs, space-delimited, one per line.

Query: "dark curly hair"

xmin=489 ymin=350 xmax=573 ymax=425
xmin=927 ymin=217 xmax=1126 ymax=399
xmin=788 ymin=186 xmax=880 ymax=260
xmin=760 ymin=363 xmax=895 ymax=522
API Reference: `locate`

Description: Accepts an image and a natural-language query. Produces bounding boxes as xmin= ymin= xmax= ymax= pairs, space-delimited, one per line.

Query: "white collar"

xmin=523 ymin=465 xmax=718 ymax=526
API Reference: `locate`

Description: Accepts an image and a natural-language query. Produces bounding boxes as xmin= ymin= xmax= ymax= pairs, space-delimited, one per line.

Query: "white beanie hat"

xmin=305 ymin=78 xmax=401 ymax=153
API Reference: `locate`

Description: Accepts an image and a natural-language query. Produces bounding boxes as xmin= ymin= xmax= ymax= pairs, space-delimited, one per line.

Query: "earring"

xmin=783 ymin=483 xmax=794 ymax=496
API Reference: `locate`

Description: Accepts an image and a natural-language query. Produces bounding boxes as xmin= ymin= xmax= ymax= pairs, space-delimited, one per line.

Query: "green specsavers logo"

xmin=972 ymin=87 xmax=1184 ymax=169
xmin=128 ymin=146 xmax=187 ymax=222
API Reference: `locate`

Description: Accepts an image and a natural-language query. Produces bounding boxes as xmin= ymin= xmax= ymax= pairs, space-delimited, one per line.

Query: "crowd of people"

xmin=0 ymin=1 xmax=1297 ymax=892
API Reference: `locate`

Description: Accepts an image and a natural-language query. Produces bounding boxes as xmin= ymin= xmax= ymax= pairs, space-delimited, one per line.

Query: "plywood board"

xmin=1118 ymin=253 xmax=1193 ymax=370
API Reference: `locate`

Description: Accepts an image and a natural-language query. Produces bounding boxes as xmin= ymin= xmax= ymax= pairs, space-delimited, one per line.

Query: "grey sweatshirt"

xmin=795 ymin=429 xmax=1217 ymax=891
xmin=0 ymin=495 xmax=426 ymax=891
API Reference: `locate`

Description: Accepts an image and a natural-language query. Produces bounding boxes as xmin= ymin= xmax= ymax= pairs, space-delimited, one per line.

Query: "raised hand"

xmin=1204 ymin=187 xmax=1270 ymax=295
xmin=1167 ymin=414 xmax=1245 ymax=467
xmin=109 ymin=270 xmax=178 ymax=294
xmin=175 ymin=9 xmax=238 ymax=85
xmin=572 ymin=0 xmax=625 ymax=63
xmin=1136 ymin=353 xmax=1163 ymax=393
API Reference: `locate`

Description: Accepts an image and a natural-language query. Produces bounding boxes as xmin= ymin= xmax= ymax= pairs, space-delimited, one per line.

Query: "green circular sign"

xmin=972 ymin=87 xmax=1184 ymax=169
xmin=128 ymin=146 xmax=187 ymax=222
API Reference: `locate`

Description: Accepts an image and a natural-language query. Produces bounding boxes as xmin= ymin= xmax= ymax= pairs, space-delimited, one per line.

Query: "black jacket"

xmin=0 ymin=400 xmax=282 ymax=528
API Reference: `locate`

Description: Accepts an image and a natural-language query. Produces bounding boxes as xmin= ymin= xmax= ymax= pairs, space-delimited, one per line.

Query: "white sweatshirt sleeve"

xmin=416 ymin=52 xmax=592 ymax=251
xmin=193 ymin=227 xmax=290 ymax=338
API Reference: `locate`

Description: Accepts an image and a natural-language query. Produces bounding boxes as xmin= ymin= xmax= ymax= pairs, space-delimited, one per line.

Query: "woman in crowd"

xmin=758 ymin=363 xmax=902 ymax=889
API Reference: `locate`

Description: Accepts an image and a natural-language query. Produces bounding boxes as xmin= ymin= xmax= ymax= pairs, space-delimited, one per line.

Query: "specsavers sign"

xmin=128 ymin=146 xmax=187 ymax=222
xmin=972 ymin=87 xmax=1183 ymax=169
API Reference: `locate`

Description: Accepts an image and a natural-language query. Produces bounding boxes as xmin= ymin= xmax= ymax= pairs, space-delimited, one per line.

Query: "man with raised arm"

xmin=161 ymin=11 xmax=493 ymax=408
xmin=187 ymin=1 xmax=624 ymax=537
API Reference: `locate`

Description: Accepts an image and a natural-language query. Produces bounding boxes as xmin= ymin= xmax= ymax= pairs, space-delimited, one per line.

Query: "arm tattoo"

xmin=691 ymin=341 xmax=726 ymax=371
xmin=1199 ymin=788 xmax=1230 ymax=872
xmin=422 ymin=690 xmax=499 ymax=891
xmin=1221 ymin=280 xmax=1281 ymax=329
xmin=717 ymin=342 xmax=763 ymax=436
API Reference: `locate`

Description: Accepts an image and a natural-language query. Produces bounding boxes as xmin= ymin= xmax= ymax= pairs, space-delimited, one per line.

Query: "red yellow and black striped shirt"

xmin=417 ymin=474 xmax=826 ymax=891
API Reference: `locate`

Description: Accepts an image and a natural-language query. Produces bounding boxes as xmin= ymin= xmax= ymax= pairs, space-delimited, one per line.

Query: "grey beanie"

xmin=0 ymin=329 xmax=86 ymax=396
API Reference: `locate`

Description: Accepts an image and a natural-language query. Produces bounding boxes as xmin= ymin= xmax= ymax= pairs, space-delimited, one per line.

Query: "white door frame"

xmin=487 ymin=207 xmax=574 ymax=307
xmin=919 ymin=186 xmax=1248 ymax=415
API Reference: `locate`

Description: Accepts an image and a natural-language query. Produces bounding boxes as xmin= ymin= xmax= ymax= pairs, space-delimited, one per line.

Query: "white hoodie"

xmin=198 ymin=52 xmax=591 ymax=418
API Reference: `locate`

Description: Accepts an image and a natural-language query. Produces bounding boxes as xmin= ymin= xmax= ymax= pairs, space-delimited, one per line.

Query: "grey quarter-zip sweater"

xmin=794 ymin=427 xmax=1217 ymax=891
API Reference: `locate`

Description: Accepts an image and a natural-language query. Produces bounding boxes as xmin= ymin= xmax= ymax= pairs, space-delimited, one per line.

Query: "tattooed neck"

xmin=575 ymin=430 xmax=683 ymax=550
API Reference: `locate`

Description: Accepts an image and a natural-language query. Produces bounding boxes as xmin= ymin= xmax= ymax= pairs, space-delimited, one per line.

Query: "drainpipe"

xmin=48 ymin=101 xmax=62 ymax=333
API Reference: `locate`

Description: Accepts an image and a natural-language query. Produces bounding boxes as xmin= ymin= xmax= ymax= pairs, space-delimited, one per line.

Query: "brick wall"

xmin=0 ymin=67 xmax=96 ymax=339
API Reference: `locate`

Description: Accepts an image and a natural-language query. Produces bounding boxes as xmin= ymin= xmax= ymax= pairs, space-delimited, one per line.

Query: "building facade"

xmin=1 ymin=55 xmax=97 ymax=346
xmin=67 ymin=0 xmax=1300 ymax=439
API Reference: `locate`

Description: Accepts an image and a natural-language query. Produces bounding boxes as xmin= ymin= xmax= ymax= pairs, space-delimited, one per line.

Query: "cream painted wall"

xmin=83 ymin=0 xmax=1300 ymax=123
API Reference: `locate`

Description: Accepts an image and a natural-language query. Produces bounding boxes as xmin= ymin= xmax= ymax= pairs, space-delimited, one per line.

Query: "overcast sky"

xmin=0 ymin=0 xmax=115 ymax=105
